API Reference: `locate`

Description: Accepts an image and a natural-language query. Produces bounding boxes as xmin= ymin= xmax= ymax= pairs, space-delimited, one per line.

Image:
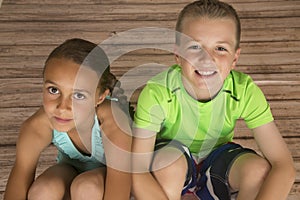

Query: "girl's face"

xmin=43 ymin=58 xmax=102 ymax=133
xmin=175 ymin=17 xmax=241 ymax=101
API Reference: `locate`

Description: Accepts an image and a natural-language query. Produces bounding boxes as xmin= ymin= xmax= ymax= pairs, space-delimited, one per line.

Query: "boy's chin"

xmin=193 ymin=85 xmax=223 ymax=100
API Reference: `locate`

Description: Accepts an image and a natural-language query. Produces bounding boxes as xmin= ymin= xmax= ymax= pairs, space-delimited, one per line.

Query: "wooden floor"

xmin=0 ymin=0 xmax=299 ymax=199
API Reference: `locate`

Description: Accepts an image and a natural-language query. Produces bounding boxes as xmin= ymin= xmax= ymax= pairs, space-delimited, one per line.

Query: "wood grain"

xmin=0 ymin=0 xmax=299 ymax=198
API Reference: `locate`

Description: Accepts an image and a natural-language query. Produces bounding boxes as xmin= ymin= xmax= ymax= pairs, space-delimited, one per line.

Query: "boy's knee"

xmin=239 ymin=155 xmax=271 ymax=188
xmin=229 ymin=153 xmax=271 ymax=193
xmin=152 ymin=147 xmax=187 ymax=171
xmin=248 ymin=157 xmax=271 ymax=183
xmin=152 ymin=153 xmax=188 ymax=199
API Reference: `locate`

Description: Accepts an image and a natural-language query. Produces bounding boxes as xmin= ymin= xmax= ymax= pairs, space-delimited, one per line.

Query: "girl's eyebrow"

xmin=44 ymin=80 xmax=92 ymax=95
xmin=44 ymin=80 xmax=57 ymax=85
xmin=73 ymin=89 xmax=92 ymax=96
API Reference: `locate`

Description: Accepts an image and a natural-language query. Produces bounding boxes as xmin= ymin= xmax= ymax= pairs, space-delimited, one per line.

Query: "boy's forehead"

xmin=179 ymin=17 xmax=237 ymax=46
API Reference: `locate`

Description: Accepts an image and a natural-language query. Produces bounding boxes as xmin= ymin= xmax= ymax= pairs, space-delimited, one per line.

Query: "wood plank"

xmin=234 ymin=138 xmax=300 ymax=160
xmin=3 ymin=0 xmax=104 ymax=4
xmin=0 ymin=78 xmax=43 ymax=108
xmin=0 ymin=107 xmax=37 ymax=130
xmin=1 ymin=60 xmax=299 ymax=79
xmin=1 ymin=52 xmax=299 ymax=78
xmin=0 ymin=130 xmax=19 ymax=145
xmin=0 ymin=106 xmax=299 ymax=145
xmin=0 ymin=28 xmax=298 ymax=46
xmin=1 ymin=2 xmax=299 ymax=20
xmin=3 ymin=0 xmax=295 ymax=5
xmin=0 ymin=21 xmax=300 ymax=45
xmin=1 ymin=17 xmax=299 ymax=32
xmin=238 ymin=52 xmax=300 ymax=66
xmin=1 ymin=118 xmax=299 ymax=146
xmin=0 ymin=145 xmax=57 ymax=192
xmin=127 ymin=101 xmax=300 ymax=120
xmin=0 ymin=0 xmax=299 ymax=197
xmin=98 ymin=0 xmax=300 ymax=4
xmin=1 ymin=40 xmax=299 ymax=57
xmin=234 ymin=119 xmax=300 ymax=138
xmin=1 ymin=145 xmax=300 ymax=197
xmin=0 ymin=75 xmax=300 ymax=108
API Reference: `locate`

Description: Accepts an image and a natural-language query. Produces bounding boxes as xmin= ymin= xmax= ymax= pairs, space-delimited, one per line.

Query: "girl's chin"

xmin=52 ymin=126 xmax=72 ymax=133
xmin=50 ymin=121 xmax=73 ymax=132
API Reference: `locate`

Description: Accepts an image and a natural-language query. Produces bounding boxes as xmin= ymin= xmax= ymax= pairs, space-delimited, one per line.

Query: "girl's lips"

xmin=54 ymin=116 xmax=72 ymax=123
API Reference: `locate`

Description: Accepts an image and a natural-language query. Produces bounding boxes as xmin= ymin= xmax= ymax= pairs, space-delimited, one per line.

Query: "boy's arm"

xmin=132 ymin=127 xmax=169 ymax=200
xmin=253 ymin=121 xmax=296 ymax=200
xmin=98 ymin=101 xmax=132 ymax=200
xmin=4 ymin=108 xmax=52 ymax=200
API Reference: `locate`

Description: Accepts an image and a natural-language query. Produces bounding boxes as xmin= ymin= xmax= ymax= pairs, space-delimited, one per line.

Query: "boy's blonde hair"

xmin=176 ymin=0 xmax=241 ymax=49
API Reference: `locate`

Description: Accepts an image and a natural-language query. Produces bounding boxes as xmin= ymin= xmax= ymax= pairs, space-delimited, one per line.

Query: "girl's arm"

xmin=97 ymin=100 xmax=132 ymax=200
xmin=4 ymin=108 xmax=53 ymax=200
xmin=253 ymin=121 xmax=296 ymax=200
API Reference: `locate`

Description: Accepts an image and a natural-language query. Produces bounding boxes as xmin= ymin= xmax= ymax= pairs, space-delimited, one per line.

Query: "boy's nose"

xmin=198 ymin=48 xmax=213 ymax=62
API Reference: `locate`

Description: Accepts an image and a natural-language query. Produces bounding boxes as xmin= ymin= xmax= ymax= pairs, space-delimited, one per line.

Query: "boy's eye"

xmin=73 ymin=93 xmax=86 ymax=100
xmin=216 ymin=46 xmax=227 ymax=51
xmin=188 ymin=45 xmax=202 ymax=50
xmin=48 ymin=87 xmax=59 ymax=95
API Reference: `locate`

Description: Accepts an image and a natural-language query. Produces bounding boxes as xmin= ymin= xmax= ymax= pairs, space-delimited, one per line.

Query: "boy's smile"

xmin=175 ymin=17 xmax=241 ymax=101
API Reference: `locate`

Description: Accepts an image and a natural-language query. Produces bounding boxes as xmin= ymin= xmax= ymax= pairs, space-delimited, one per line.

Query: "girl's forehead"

xmin=44 ymin=58 xmax=79 ymax=74
xmin=44 ymin=58 xmax=99 ymax=90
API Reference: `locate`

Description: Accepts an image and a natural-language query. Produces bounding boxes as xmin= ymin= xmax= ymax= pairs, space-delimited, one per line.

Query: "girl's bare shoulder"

xmin=20 ymin=107 xmax=53 ymax=142
xmin=96 ymin=100 xmax=132 ymax=136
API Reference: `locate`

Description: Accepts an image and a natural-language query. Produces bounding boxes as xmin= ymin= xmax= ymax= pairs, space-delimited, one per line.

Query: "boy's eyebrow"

xmin=192 ymin=39 xmax=234 ymax=46
xmin=216 ymin=40 xmax=235 ymax=46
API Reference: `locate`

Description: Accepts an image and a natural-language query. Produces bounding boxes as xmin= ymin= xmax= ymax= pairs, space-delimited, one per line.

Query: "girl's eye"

xmin=48 ymin=87 xmax=59 ymax=95
xmin=73 ymin=93 xmax=86 ymax=100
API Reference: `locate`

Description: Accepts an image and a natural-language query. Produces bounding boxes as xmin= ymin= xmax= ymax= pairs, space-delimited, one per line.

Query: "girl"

xmin=4 ymin=38 xmax=132 ymax=200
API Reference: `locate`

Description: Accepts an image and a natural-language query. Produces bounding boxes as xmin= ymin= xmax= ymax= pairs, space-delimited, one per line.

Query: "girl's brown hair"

xmin=44 ymin=38 xmax=117 ymax=94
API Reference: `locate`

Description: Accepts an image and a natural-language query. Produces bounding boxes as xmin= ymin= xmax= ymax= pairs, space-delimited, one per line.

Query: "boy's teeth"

xmin=196 ymin=70 xmax=215 ymax=76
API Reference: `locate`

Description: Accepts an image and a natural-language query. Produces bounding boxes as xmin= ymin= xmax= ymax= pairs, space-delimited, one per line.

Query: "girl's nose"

xmin=56 ymin=96 xmax=71 ymax=111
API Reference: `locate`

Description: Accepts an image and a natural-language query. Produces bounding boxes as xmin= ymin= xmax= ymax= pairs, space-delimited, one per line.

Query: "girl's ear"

xmin=96 ymin=89 xmax=110 ymax=107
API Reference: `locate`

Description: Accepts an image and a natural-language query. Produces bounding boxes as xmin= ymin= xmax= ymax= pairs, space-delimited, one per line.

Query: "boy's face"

xmin=175 ymin=17 xmax=241 ymax=101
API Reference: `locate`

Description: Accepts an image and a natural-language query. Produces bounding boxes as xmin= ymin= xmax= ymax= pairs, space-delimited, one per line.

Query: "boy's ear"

xmin=175 ymin=54 xmax=181 ymax=64
xmin=231 ymin=48 xmax=241 ymax=69
xmin=96 ymin=89 xmax=110 ymax=106
xmin=174 ymin=44 xmax=181 ymax=64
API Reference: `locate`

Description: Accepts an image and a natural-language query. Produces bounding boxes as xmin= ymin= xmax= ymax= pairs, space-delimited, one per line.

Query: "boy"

xmin=132 ymin=0 xmax=295 ymax=200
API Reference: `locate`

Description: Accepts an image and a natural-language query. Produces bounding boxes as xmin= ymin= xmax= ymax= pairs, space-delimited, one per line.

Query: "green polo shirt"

xmin=134 ymin=64 xmax=273 ymax=158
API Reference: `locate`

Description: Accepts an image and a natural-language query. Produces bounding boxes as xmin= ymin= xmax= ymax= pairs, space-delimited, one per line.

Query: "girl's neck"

xmin=68 ymin=127 xmax=93 ymax=156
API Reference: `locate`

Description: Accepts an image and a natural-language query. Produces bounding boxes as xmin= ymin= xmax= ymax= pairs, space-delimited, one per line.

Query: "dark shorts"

xmin=153 ymin=140 xmax=256 ymax=200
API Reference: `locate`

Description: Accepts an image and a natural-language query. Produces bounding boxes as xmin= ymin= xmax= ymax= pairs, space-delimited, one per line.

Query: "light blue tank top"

xmin=52 ymin=115 xmax=106 ymax=172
